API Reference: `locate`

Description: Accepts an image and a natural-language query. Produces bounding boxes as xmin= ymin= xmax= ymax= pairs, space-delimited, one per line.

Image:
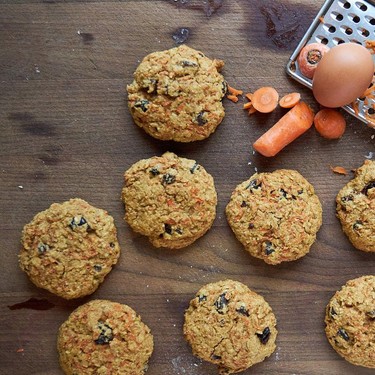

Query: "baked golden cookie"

xmin=226 ymin=169 xmax=322 ymax=265
xmin=58 ymin=299 xmax=154 ymax=374
xmin=183 ymin=279 xmax=277 ymax=374
xmin=122 ymin=152 xmax=217 ymax=249
xmin=127 ymin=45 xmax=226 ymax=142
xmin=325 ymin=275 xmax=375 ymax=368
xmin=336 ymin=160 xmax=375 ymax=252
xmin=19 ymin=198 xmax=120 ymax=299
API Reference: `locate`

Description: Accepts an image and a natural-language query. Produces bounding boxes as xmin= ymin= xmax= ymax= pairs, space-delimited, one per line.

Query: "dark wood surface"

xmin=1 ymin=1 xmax=374 ymax=374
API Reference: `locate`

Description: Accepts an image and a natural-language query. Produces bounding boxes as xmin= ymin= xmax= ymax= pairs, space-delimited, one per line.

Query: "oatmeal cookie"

xmin=127 ymin=44 xmax=226 ymax=142
xmin=336 ymin=160 xmax=375 ymax=252
xmin=19 ymin=198 xmax=120 ymax=299
xmin=58 ymin=299 xmax=154 ymax=374
xmin=183 ymin=279 xmax=277 ymax=374
xmin=226 ymin=169 xmax=322 ymax=265
xmin=325 ymin=275 xmax=375 ymax=368
xmin=122 ymin=152 xmax=217 ymax=249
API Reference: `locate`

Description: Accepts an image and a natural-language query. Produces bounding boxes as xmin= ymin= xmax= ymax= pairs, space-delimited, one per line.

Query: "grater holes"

xmin=348 ymin=13 xmax=361 ymax=23
xmin=365 ymin=16 xmax=375 ymax=26
xmin=367 ymin=107 xmax=375 ymax=116
xmin=358 ymin=27 xmax=370 ymax=37
xmin=324 ymin=24 xmax=337 ymax=33
xmin=333 ymin=37 xmax=346 ymax=45
xmin=349 ymin=38 xmax=363 ymax=44
xmin=341 ymin=25 xmax=354 ymax=34
xmin=331 ymin=11 xmax=344 ymax=21
xmin=338 ymin=1 xmax=351 ymax=9
xmin=355 ymin=2 xmax=367 ymax=11
xmin=315 ymin=35 xmax=329 ymax=44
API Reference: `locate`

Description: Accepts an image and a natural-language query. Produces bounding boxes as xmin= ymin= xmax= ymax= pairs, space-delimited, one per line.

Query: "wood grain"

xmin=0 ymin=0 xmax=374 ymax=374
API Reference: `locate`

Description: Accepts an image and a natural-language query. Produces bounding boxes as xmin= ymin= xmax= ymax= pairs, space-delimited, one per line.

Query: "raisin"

xmin=109 ymin=242 xmax=116 ymax=248
xmin=246 ymin=179 xmax=261 ymax=190
xmin=94 ymin=265 xmax=102 ymax=272
xmin=361 ymin=180 xmax=375 ymax=196
xmin=211 ymin=354 xmax=221 ymax=360
xmin=338 ymin=328 xmax=350 ymax=341
xmin=190 ymin=162 xmax=199 ymax=174
xmin=248 ymin=223 xmax=255 ymax=229
xmin=264 ymin=241 xmax=275 ymax=255
xmin=257 ymin=327 xmax=271 ymax=344
xmin=195 ymin=111 xmax=208 ymax=126
xmin=175 ymin=227 xmax=183 ymax=235
xmin=37 ymin=243 xmax=50 ymax=255
xmin=214 ymin=292 xmax=229 ymax=314
xmin=329 ymin=306 xmax=337 ymax=319
xmin=162 ymin=173 xmax=176 ymax=185
xmin=134 ymin=99 xmax=149 ymax=112
xmin=341 ymin=194 xmax=353 ymax=203
xmin=353 ymin=220 xmax=363 ymax=231
xmin=280 ymin=188 xmax=288 ymax=198
xmin=366 ymin=310 xmax=375 ymax=319
xmin=150 ymin=167 xmax=160 ymax=176
xmin=69 ymin=216 xmax=88 ymax=230
xmin=236 ymin=306 xmax=250 ymax=317
xmin=198 ymin=295 xmax=207 ymax=302
xmin=164 ymin=223 xmax=173 ymax=235
xmin=241 ymin=201 xmax=247 ymax=207
xmin=94 ymin=321 xmax=113 ymax=345
xmin=181 ymin=60 xmax=198 ymax=67
xmin=222 ymin=81 xmax=228 ymax=95
xmin=298 ymin=189 xmax=304 ymax=195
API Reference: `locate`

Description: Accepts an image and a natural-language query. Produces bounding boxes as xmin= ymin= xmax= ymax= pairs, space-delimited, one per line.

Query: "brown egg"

xmin=312 ymin=43 xmax=374 ymax=108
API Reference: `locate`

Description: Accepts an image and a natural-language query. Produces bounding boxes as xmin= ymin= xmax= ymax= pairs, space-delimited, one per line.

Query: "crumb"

xmin=18 ymin=185 xmax=23 ymax=189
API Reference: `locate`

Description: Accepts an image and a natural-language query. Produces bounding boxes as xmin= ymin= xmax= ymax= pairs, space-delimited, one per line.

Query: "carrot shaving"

xmin=227 ymin=94 xmax=239 ymax=103
xmin=248 ymin=107 xmax=257 ymax=115
xmin=365 ymin=40 xmax=375 ymax=54
xmin=243 ymin=102 xmax=253 ymax=110
xmin=279 ymin=92 xmax=301 ymax=108
xmin=245 ymin=93 xmax=253 ymax=101
xmin=330 ymin=166 xmax=348 ymax=175
xmin=251 ymin=87 xmax=279 ymax=113
xmin=227 ymin=85 xmax=243 ymax=96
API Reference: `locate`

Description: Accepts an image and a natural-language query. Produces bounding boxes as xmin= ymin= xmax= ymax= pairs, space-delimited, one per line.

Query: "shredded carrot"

xmin=330 ymin=166 xmax=348 ymax=175
xmin=245 ymin=93 xmax=253 ymax=101
xmin=362 ymin=85 xmax=374 ymax=98
xmin=279 ymin=92 xmax=301 ymax=108
xmin=365 ymin=40 xmax=375 ymax=54
xmin=243 ymin=102 xmax=253 ymax=110
xmin=227 ymin=94 xmax=239 ymax=103
xmin=319 ymin=16 xmax=325 ymax=23
xmin=227 ymin=85 xmax=243 ymax=96
xmin=253 ymin=101 xmax=314 ymax=157
xmin=248 ymin=106 xmax=257 ymax=115
xmin=16 ymin=348 xmax=24 ymax=353
xmin=251 ymin=87 xmax=279 ymax=113
xmin=314 ymin=109 xmax=346 ymax=139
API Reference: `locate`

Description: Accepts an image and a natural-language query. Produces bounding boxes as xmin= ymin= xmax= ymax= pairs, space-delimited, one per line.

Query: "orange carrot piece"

xmin=227 ymin=85 xmax=243 ymax=96
xmin=243 ymin=102 xmax=253 ymax=110
xmin=248 ymin=107 xmax=257 ymax=115
xmin=330 ymin=166 xmax=348 ymax=175
xmin=314 ymin=109 xmax=346 ymax=139
xmin=279 ymin=92 xmax=301 ymax=108
xmin=251 ymin=87 xmax=279 ymax=113
xmin=227 ymin=94 xmax=239 ymax=103
xmin=245 ymin=93 xmax=253 ymax=101
xmin=253 ymin=101 xmax=314 ymax=157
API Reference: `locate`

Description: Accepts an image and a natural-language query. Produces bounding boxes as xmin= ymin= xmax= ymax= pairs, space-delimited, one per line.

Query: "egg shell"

xmin=312 ymin=43 xmax=374 ymax=108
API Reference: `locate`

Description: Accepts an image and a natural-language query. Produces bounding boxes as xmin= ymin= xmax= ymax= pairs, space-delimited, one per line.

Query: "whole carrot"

xmin=253 ymin=101 xmax=314 ymax=157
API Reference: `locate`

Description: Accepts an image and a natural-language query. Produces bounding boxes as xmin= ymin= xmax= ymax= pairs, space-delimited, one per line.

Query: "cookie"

xmin=19 ymin=198 xmax=120 ymax=299
xmin=325 ymin=275 xmax=375 ymax=368
xmin=122 ymin=152 xmax=217 ymax=249
xmin=226 ymin=169 xmax=322 ymax=265
xmin=58 ymin=299 xmax=154 ymax=374
xmin=127 ymin=44 xmax=226 ymax=142
xmin=183 ymin=279 xmax=277 ymax=374
xmin=336 ymin=160 xmax=375 ymax=252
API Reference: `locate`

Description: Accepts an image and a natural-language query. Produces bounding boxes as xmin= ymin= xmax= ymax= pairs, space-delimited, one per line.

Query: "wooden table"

xmin=1 ymin=1 xmax=374 ymax=374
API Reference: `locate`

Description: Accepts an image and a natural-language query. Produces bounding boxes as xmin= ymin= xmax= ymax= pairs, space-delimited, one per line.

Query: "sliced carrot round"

xmin=279 ymin=92 xmax=301 ymax=108
xmin=251 ymin=87 xmax=279 ymax=113
xmin=314 ymin=109 xmax=346 ymax=139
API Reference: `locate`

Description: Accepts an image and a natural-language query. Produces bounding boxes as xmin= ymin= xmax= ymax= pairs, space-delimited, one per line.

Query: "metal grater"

xmin=286 ymin=0 xmax=375 ymax=128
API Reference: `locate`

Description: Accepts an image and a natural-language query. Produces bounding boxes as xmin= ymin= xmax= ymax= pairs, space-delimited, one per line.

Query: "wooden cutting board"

xmin=0 ymin=1 xmax=374 ymax=374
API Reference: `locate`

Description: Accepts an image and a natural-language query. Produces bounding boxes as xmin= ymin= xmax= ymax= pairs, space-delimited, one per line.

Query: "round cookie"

xmin=336 ymin=160 xmax=375 ymax=252
xmin=183 ymin=279 xmax=277 ymax=374
xmin=122 ymin=152 xmax=217 ymax=249
xmin=19 ymin=198 xmax=120 ymax=299
xmin=58 ymin=299 xmax=154 ymax=374
xmin=325 ymin=275 xmax=375 ymax=368
xmin=127 ymin=44 xmax=226 ymax=142
xmin=226 ymin=169 xmax=322 ymax=265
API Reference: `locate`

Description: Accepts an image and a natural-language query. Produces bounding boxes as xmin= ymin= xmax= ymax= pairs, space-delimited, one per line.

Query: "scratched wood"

xmin=0 ymin=1 xmax=374 ymax=374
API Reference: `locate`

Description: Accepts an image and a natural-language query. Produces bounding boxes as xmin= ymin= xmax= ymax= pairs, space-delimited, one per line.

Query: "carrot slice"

xmin=251 ymin=87 xmax=279 ymax=113
xmin=279 ymin=92 xmax=301 ymax=108
xmin=227 ymin=85 xmax=243 ymax=96
xmin=248 ymin=107 xmax=257 ymax=115
xmin=253 ymin=101 xmax=314 ymax=157
xmin=314 ymin=109 xmax=346 ymax=139
xmin=243 ymin=102 xmax=253 ymax=110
